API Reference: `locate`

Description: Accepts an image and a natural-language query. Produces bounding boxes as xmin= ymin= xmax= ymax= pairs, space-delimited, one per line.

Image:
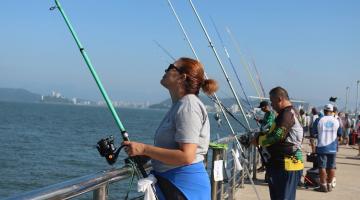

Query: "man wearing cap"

xmin=313 ymin=104 xmax=342 ymax=192
xmin=256 ymin=100 xmax=276 ymax=131
xmin=254 ymin=87 xmax=304 ymax=200
xmin=255 ymin=100 xmax=276 ymax=172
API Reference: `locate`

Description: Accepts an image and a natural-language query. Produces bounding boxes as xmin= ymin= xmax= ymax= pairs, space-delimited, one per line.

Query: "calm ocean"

xmin=0 ymin=101 xmax=244 ymax=199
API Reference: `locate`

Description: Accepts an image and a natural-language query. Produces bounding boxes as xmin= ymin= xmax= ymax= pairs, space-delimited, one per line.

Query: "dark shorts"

xmin=317 ymin=153 xmax=336 ymax=169
xmin=342 ymin=129 xmax=350 ymax=137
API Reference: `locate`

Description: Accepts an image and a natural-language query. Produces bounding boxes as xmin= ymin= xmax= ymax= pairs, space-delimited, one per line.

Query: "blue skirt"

xmin=153 ymin=162 xmax=211 ymax=200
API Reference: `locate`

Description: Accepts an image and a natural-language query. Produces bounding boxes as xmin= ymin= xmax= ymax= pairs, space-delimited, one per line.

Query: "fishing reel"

xmin=238 ymin=130 xmax=264 ymax=147
xmin=238 ymin=134 xmax=252 ymax=147
xmin=97 ymin=136 xmax=124 ymax=165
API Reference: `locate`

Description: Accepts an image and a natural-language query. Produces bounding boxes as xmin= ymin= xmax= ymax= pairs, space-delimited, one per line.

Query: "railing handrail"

xmin=2 ymin=166 xmax=135 ymax=200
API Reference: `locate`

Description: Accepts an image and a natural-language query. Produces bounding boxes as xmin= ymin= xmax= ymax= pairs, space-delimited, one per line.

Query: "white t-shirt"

xmin=317 ymin=115 xmax=340 ymax=154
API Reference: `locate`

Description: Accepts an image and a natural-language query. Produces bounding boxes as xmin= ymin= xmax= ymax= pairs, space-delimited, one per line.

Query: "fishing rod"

xmin=251 ymin=58 xmax=266 ymax=98
xmin=187 ymin=0 xmax=252 ymax=130
xmin=51 ymin=0 xmax=150 ymax=180
xmin=207 ymin=96 xmax=249 ymax=130
xmin=209 ymin=18 xmax=265 ymax=130
xmin=166 ymin=0 xmax=243 ymax=136
xmin=153 ymin=39 xmax=176 ymax=61
xmin=210 ymin=17 xmax=253 ymax=110
xmin=186 ymin=1 xmax=262 ymax=198
xmin=226 ymin=27 xmax=264 ymax=99
xmin=210 ymin=21 xmax=263 ymax=124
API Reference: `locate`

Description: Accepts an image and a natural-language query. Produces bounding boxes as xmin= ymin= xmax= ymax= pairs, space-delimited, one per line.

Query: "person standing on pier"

xmin=309 ymin=108 xmax=320 ymax=153
xmin=123 ymin=57 xmax=218 ymax=200
xmin=355 ymin=115 xmax=360 ymax=156
xmin=313 ymin=104 xmax=341 ymax=192
xmin=254 ymin=86 xmax=304 ymax=200
xmin=341 ymin=113 xmax=351 ymax=146
xmin=255 ymin=100 xmax=275 ymax=173
xmin=256 ymin=100 xmax=276 ymax=132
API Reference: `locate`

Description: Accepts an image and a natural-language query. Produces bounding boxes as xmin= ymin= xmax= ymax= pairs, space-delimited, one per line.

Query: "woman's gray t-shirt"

xmin=152 ymin=94 xmax=210 ymax=172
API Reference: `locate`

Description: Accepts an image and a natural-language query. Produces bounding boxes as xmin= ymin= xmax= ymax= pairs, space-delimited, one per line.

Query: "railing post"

xmin=209 ymin=143 xmax=227 ymax=200
xmin=204 ymin=152 xmax=209 ymax=170
xmin=252 ymin=145 xmax=257 ymax=180
xmin=230 ymin=148 xmax=237 ymax=199
xmin=239 ymin=144 xmax=245 ymax=188
xmin=93 ymin=184 xmax=108 ymax=200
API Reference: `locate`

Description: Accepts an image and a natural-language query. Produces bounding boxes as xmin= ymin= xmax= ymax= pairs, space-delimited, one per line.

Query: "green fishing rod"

xmin=51 ymin=0 xmax=148 ymax=178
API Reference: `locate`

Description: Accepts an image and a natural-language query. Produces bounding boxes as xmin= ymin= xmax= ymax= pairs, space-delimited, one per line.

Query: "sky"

xmin=1 ymin=0 xmax=359 ymax=110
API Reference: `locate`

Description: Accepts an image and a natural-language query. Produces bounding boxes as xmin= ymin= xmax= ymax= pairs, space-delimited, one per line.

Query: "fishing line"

xmin=209 ymin=19 xmax=265 ymax=130
xmin=226 ymin=27 xmax=263 ymax=99
xmin=214 ymin=26 xmax=264 ymax=127
xmin=153 ymin=40 xmax=176 ymax=61
xmin=251 ymin=59 xmax=266 ymax=98
xmin=210 ymin=17 xmax=253 ymax=110
xmin=187 ymin=0 xmax=252 ymax=130
xmin=210 ymin=21 xmax=264 ymax=127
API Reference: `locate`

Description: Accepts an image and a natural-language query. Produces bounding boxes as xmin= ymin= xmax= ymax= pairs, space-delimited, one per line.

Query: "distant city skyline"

xmin=41 ymin=89 xmax=152 ymax=108
xmin=1 ymin=1 xmax=359 ymax=110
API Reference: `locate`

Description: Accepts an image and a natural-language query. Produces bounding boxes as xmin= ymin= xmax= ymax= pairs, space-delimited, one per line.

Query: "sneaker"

xmin=327 ymin=183 xmax=332 ymax=192
xmin=315 ymin=184 xmax=328 ymax=193
xmin=331 ymin=177 xmax=336 ymax=188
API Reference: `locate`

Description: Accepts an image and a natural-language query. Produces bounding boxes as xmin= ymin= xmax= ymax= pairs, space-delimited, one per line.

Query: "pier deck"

xmin=235 ymin=141 xmax=360 ymax=200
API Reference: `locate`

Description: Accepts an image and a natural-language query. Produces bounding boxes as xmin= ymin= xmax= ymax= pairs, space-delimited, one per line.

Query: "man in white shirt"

xmin=313 ymin=104 xmax=342 ymax=192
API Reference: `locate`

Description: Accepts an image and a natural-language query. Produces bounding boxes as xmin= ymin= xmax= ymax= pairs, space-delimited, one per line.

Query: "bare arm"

xmin=123 ymin=141 xmax=197 ymax=166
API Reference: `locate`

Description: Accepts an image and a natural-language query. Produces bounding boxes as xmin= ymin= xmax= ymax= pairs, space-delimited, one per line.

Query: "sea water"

xmin=0 ymin=101 xmax=245 ymax=199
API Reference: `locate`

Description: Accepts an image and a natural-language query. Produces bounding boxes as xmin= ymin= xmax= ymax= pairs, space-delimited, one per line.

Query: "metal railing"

xmin=207 ymin=134 xmax=258 ymax=200
xmin=2 ymin=132 xmax=258 ymax=200
xmin=2 ymin=166 xmax=135 ymax=200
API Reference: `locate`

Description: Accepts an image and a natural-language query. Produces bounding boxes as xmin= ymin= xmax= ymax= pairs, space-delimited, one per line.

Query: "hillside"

xmin=0 ymin=88 xmax=41 ymax=103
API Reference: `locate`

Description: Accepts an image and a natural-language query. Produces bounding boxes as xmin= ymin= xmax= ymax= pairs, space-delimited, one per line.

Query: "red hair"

xmin=177 ymin=57 xmax=218 ymax=96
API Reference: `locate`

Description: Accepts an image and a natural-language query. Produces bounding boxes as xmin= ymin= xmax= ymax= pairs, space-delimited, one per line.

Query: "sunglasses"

xmin=165 ymin=64 xmax=183 ymax=74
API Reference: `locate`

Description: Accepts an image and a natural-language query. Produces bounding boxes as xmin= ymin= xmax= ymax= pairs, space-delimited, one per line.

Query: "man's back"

xmin=317 ymin=115 xmax=340 ymax=154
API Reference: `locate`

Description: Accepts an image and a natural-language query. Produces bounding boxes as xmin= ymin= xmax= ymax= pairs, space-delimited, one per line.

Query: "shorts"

xmin=317 ymin=153 xmax=336 ymax=169
xmin=343 ymin=129 xmax=350 ymax=137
